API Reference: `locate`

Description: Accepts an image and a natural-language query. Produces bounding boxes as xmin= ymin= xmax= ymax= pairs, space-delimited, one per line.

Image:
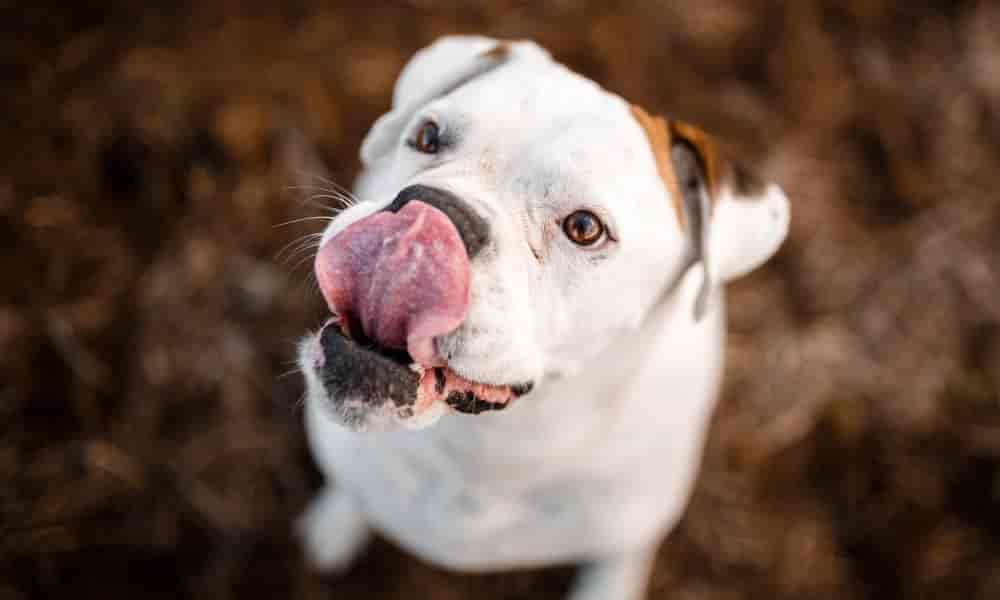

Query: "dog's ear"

xmin=360 ymin=36 xmax=550 ymax=166
xmin=631 ymin=106 xmax=790 ymax=320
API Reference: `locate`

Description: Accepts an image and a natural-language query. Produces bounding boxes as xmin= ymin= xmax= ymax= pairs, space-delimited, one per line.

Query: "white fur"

xmin=297 ymin=36 xmax=789 ymax=600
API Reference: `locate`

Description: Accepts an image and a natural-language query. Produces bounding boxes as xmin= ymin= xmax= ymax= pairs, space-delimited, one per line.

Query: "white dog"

xmin=296 ymin=36 xmax=789 ymax=600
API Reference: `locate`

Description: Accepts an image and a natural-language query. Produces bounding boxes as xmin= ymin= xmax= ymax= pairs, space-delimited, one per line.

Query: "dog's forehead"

xmin=449 ymin=60 xmax=627 ymax=128
xmin=443 ymin=60 xmax=656 ymax=186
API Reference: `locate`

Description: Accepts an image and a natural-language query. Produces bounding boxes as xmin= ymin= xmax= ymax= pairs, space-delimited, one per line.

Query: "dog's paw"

xmin=296 ymin=487 xmax=371 ymax=574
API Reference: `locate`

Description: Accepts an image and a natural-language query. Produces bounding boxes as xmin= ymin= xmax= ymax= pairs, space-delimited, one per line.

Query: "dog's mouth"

xmin=315 ymin=316 xmax=531 ymax=418
xmin=308 ymin=195 xmax=531 ymax=426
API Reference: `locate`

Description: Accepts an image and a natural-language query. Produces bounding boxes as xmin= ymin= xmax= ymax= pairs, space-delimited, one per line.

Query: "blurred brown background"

xmin=3 ymin=1 xmax=999 ymax=598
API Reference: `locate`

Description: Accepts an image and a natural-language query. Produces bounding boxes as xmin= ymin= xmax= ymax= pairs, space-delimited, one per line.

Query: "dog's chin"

xmin=298 ymin=319 xmax=534 ymax=432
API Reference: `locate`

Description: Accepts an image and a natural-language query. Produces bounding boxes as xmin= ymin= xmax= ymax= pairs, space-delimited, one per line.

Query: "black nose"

xmin=383 ymin=185 xmax=490 ymax=259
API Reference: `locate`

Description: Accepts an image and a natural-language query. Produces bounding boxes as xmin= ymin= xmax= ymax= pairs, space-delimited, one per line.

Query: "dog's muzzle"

xmin=307 ymin=185 xmax=529 ymax=429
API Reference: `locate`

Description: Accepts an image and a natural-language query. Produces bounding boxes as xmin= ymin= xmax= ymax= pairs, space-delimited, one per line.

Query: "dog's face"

xmin=298 ymin=36 xmax=789 ymax=431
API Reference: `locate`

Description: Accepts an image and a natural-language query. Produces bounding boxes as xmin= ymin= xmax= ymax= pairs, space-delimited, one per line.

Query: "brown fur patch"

xmin=480 ymin=42 xmax=511 ymax=61
xmin=431 ymin=43 xmax=512 ymax=104
xmin=669 ymin=120 xmax=727 ymax=198
xmin=630 ymin=104 xmax=685 ymax=227
xmin=631 ymin=105 xmax=746 ymax=229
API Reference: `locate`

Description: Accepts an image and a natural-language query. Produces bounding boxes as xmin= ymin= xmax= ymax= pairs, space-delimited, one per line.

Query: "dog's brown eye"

xmin=413 ymin=121 xmax=440 ymax=154
xmin=563 ymin=210 xmax=605 ymax=246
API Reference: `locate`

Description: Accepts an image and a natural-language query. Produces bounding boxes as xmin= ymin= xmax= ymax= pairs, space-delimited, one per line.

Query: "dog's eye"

xmin=412 ymin=121 xmax=440 ymax=154
xmin=562 ymin=210 xmax=605 ymax=246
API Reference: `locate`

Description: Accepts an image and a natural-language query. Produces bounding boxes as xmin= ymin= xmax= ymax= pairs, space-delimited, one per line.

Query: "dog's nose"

xmin=383 ymin=185 xmax=490 ymax=259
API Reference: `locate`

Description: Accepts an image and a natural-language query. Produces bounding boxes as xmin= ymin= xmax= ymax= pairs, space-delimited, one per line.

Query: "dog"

xmin=296 ymin=36 xmax=789 ymax=600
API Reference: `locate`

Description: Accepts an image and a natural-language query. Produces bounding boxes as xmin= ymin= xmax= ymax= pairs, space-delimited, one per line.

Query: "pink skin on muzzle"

xmin=314 ymin=201 xmax=471 ymax=367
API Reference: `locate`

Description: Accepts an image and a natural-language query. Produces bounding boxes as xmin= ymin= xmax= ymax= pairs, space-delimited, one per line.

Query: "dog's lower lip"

xmin=441 ymin=364 xmax=534 ymax=398
xmin=430 ymin=364 xmax=533 ymax=414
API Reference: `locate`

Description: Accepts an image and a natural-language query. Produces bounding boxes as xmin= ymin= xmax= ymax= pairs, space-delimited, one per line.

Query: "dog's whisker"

xmin=277 ymin=246 xmax=320 ymax=272
xmin=289 ymin=169 xmax=362 ymax=200
xmin=309 ymin=192 xmax=359 ymax=208
xmin=281 ymin=242 xmax=323 ymax=269
xmin=275 ymin=236 xmax=311 ymax=263
xmin=288 ymin=247 xmax=322 ymax=275
xmin=284 ymin=160 xmax=362 ymax=215
xmin=274 ymin=233 xmax=324 ymax=263
xmin=277 ymin=367 xmax=302 ymax=380
xmin=285 ymin=242 xmax=323 ymax=265
xmin=287 ymin=183 xmax=335 ymax=191
xmin=306 ymin=198 xmax=344 ymax=215
xmin=286 ymin=185 xmax=354 ymax=214
xmin=300 ymin=171 xmax=357 ymax=197
xmin=287 ymin=184 xmax=342 ymax=198
xmin=286 ymin=191 xmax=358 ymax=215
xmin=273 ymin=216 xmax=336 ymax=229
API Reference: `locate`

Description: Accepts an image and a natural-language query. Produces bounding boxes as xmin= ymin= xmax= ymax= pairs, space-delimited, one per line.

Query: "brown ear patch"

xmin=479 ymin=42 xmax=511 ymax=61
xmin=631 ymin=105 xmax=746 ymax=229
xmin=630 ymin=105 xmax=685 ymax=226
xmin=431 ymin=43 xmax=511 ymax=103
xmin=668 ymin=120 xmax=726 ymax=198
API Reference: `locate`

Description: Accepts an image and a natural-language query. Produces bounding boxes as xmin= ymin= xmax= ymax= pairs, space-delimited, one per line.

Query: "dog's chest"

xmin=306 ymin=393 xmax=678 ymax=567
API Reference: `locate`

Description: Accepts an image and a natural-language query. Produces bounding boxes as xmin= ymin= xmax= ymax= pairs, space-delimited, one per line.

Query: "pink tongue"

xmin=314 ymin=201 xmax=471 ymax=366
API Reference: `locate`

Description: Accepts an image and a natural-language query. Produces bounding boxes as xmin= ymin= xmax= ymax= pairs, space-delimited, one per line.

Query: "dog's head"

xmin=298 ymin=36 xmax=789 ymax=431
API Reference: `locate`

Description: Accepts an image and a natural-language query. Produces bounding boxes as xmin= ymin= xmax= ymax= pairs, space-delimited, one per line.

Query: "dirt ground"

xmin=3 ymin=1 xmax=1000 ymax=599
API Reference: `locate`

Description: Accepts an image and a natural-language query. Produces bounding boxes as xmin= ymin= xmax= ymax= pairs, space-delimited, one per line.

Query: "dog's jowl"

xmin=296 ymin=36 xmax=789 ymax=600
